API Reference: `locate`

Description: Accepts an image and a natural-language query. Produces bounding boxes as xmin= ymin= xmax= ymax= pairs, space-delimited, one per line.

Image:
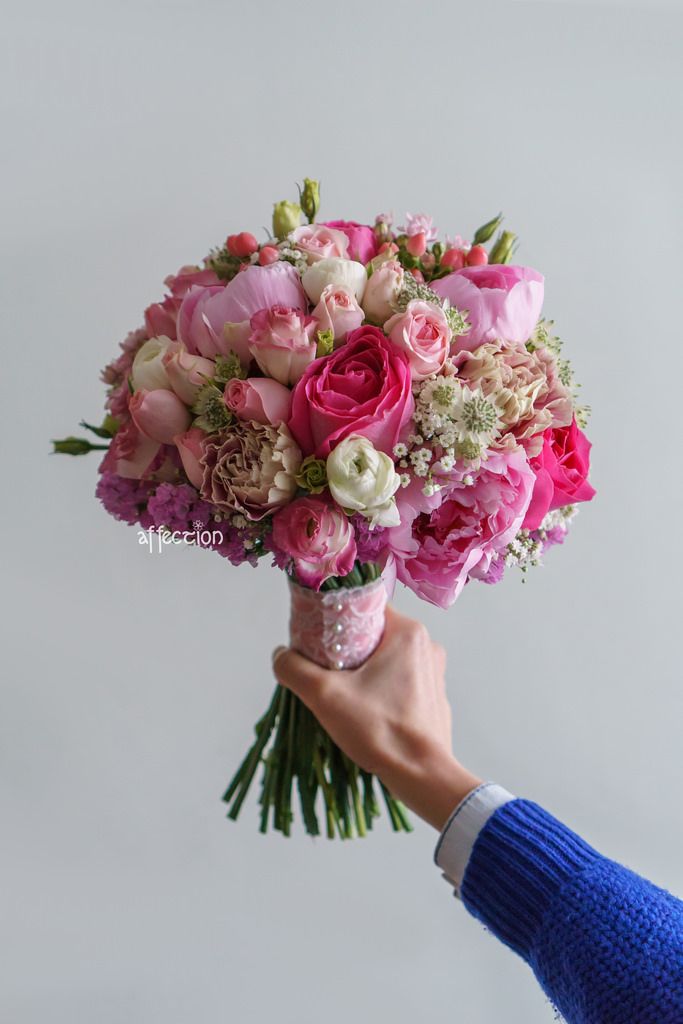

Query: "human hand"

xmin=272 ymin=606 xmax=481 ymax=830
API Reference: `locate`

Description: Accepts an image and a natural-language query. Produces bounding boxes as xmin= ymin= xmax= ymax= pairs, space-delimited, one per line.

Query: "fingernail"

xmin=272 ymin=645 xmax=287 ymax=668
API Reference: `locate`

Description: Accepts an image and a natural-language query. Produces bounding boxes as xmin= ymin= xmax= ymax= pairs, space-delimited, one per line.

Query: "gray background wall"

xmin=2 ymin=1 xmax=681 ymax=1021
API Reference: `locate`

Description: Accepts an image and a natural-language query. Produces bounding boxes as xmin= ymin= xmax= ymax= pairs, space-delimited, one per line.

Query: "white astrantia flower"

xmin=326 ymin=434 xmax=401 ymax=529
xmin=301 ymin=258 xmax=367 ymax=304
xmin=131 ymin=336 xmax=173 ymax=392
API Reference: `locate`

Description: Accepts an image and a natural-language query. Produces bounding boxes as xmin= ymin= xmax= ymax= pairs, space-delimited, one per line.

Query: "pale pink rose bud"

xmin=311 ymin=284 xmax=364 ymax=343
xmin=406 ymin=232 xmax=427 ymax=257
xmin=361 ymin=260 xmax=404 ymax=324
xmin=383 ymin=299 xmax=452 ymax=381
xmin=290 ymin=224 xmax=349 ymax=264
xmin=224 ymin=377 xmax=292 ymax=426
xmin=129 ymin=388 xmax=191 ymax=444
xmin=173 ymin=426 xmax=206 ymax=488
xmin=163 ymin=346 xmax=215 ymax=404
xmin=248 ymin=305 xmax=318 ymax=386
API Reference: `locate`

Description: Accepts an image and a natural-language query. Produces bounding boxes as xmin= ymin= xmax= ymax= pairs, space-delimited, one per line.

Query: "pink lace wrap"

xmin=288 ymin=578 xmax=387 ymax=670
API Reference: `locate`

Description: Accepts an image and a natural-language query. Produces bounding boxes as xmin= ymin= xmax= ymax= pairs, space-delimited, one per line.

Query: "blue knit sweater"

xmin=461 ymin=800 xmax=683 ymax=1023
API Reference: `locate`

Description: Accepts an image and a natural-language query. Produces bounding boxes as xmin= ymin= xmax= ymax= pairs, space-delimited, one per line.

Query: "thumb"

xmin=271 ymin=645 xmax=331 ymax=708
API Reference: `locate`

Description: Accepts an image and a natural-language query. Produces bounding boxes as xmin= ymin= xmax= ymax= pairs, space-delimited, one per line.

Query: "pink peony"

xmin=248 ymin=306 xmax=318 ymax=386
xmin=173 ymin=426 xmax=206 ymax=489
xmin=129 ymin=388 xmax=191 ymax=445
xmin=322 ymin=220 xmax=378 ymax=264
xmin=178 ymin=263 xmax=307 ymax=360
xmin=383 ymin=300 xmax=451 ymax=380
xmin=387 ymin=448 xmax=535 ymax=608
xmin=523 ymin=418 xmax=596 ymax=530
xmin=271 ymin=496 xmax=357 ymax=589
xmin=290 ymin=224 xmax=349 ymax=263
xmin=144 ymin=266 xmax=221 ymax=340
xmin=431 ymin=265 xmax=545 ymax=351
xmin=224 ymin=377 xmax=292 ymax=426
xmin=288 ymin=325 xmax=414 ymax=459
xmin=311 ymin=284 xmax=364 ymax=343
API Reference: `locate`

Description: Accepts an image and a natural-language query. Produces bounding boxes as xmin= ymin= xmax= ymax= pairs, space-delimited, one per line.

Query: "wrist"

xmin=382 ymin=751 xmax=481 ymax=831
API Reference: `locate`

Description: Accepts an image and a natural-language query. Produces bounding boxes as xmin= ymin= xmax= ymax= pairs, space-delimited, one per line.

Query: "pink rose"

xmin=271 ymin=496 xmax=357 ymax=589
xmin=129 ymin=388 xmax=191 ymax=444
xmin=144 ymin=266 xmax=221 ymax=340
xmin=523 ymin=418 xmax=596 ymax=530
xmin=311 ymin=284 xmax=364 ymax=343
xmin=322 ymin=220 xmax=378 ymax=264
xmin=387 ymin=449 xmax=534 ymax=608
xmin=163 ymin=346 xmax=215 ymax=404
xmin=173 ymin=426 xmax=206 ymax=489
xmin=224 ymin=377 xmax=292 ymax=426
xmin=288 ymin=325 xmax=414 ymax=458
xmin=248 ymin=306 xmax=318 ymax=386
xmin=178 ymin=263 xmax=307 ymax=360
xmin=431 ymin=265 xmax=545 ymax=351
xmin=290 ymin=224 xmax=349 ymax=263
xmin=99 ymin=420 xmax=160 ymax=480
xmin=383 ymin=300 xmax=451 ymax=380
xmin=361 ymin=259 xmax=404 ymax=324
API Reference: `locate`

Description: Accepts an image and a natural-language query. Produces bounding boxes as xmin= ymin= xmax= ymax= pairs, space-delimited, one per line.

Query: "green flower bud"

xmin=316 ymin=328 xmax=334 ymax=357
xmin=299 ymin=178 xmax=320 ymax=224
xmin=52 ymin=436 xmax=108 ymax=455
xmin=79 ymin=415 xmax=118 ymax=438
xmin=488 ymin=230 xmax=517 ymax=265
xmin=272 ymin=200 xmax=302 ymax=239
xmin=472 ymin=213 xmax=503 ymax=246
xmin=432 ymin=241 xmax=444 ymax=262
xmin=295 ymin=455 xmax=328 ymax=494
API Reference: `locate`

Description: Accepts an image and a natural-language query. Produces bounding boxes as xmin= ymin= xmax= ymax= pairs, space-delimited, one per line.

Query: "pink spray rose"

xmin=387 ymin=448 xmax=535 ymax=608
xmin=129 ymin=388 xmax=191 ymax=445
xmin=383 ymin=299 xmax=452 ymax=380
xmin=522 ymin=418 xmax=596 ymax=530
xmin=322 ymin=220 xmax=378 ymax=264
xmin=271 ymin=496 xmax=357 ymax=590
xmin=163 ymin=346 xmax=215 ymax=404
xmin=224 ymin=377 xmax=292 ymax=426
xmin=173 ymin=426 xmax=206 ymax=489
xmin=288 ymin=325 xmax=414 ymax=458
xmin=178 ymin=263 xmax=307 ymax=360
xmin=99 ymin=419 xmax=160 ymax=480
xmin=248 ymin=306 xmax=318 ymax=386
xmin=361 ymin=260 xmax=404 ymax=324
xmin=311 ymin=284 xmax=364 ymax=343
xmin=431 ymin=265 xmax=545 ymax=351
xmin=290 ymin=224 xmax=349 ymax=263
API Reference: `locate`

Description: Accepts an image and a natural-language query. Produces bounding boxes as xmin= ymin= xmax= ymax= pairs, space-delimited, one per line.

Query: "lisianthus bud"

xmin=299 ymin=178 xmax=320 ymax=223
xmin=273 ymin=200 xmax=302 ymax=239
xmin=489 ymin=230 xmax=517 ymax=265
xmin=52 ymin=436 xmax=107 ymax=455
xmin=295 ymin=454 xmax=328 ymax=494
xmin=472 ymin=213 xmax=503 ymax=246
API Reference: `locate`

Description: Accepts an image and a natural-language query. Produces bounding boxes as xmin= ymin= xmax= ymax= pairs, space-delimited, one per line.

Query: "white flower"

xmin=131 ymin=336 xmax=173 ymax=391
xmin=301 ymin=258 xmax=367 ymax=304
xmin=326 ymin=434 xmax=400 ymax=529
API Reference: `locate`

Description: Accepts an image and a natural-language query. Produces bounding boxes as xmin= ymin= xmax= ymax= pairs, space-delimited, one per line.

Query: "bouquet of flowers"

xmin=54 ymin=178 xmax=595 ymax=839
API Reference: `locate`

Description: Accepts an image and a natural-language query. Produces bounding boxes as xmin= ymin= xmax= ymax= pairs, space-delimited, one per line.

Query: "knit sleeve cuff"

xmin=460 ymin=799 xmax=602 ymax=960
xmin=434 ymin=783 xmax=515 ymax=896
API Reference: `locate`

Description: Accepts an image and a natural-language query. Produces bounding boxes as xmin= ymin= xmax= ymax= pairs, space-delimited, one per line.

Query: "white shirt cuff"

xmin=434 ymin=783 xmax=515 ymax=897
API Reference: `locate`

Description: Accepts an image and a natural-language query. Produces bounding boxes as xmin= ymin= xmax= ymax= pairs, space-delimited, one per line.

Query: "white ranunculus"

xmin=301 ymin=258 xmax=367 ymax=305
xmin=327 ymin=434 xmax=401 ymax=529
xmin=131 ymin=336 xmax=173 ymax=391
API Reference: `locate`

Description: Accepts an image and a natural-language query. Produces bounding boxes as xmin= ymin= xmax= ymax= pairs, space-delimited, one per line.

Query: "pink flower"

xmin=178 ymin=263 xmax=307 ymax=360
xmin=290 ymin=224 xmax=349 ymax=263
xmin=129 ymin=388 xmax=191 ymax=444
xmin=311 ymin=284 xmax=364 ymax=343
xmin=384 ymin=300 xmax=451 ymax=380
xmin=224 ymin=377 xmax=292 ymax=426
xmin=361 ymin=259 xmax=404 ymax=324
xmin=399 ymin=213 xmax=438 ymax=242
xmin=431 ymin=265 xmax=544 ymax=351
xmin=163 ymin=346 xmax=215 ymax=404
xmin=99 ymin=419 xmax=160 ymax=480
xmin=248 ymin=306 xmax=318 ymax=385
xmin=387 ymin=448 xmax=535 ymax=608
xmin=173 ymin=426 xmax=206 ymax=488
xmin=144 ymin=266 xmax=221 ymax=340
xmin=288 ymin=325 xmax=414 ymax=459
xmin=322 ymin=220 xmax=378 ymax=264
xmin=272 ymin=497 xmax=357 ymax=589
xmin=523 ymin=418 xmax=596 ymax=530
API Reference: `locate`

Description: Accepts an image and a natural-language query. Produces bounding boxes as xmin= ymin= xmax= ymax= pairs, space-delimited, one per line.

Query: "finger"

xmin=432 ymin=642 xmax=447 ymax=677
xmin=272 ymin=646 xmax=333 ymax=709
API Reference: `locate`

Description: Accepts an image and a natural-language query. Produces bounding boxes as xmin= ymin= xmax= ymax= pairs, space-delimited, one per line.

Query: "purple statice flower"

xmin=96 ymin=471 xmax=155 ymax=526
xmin=210 ymin=525 xmax=260 ymax=567
xmin=352 ymin=515 xmax=389 ymax=564
xmin=147 ymin=483 xmax=212 ymax=532
xmin=477 ymin=555 xmax=505 ymax=586
xmin=532 ymin=524 xmax=568 ymax=553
